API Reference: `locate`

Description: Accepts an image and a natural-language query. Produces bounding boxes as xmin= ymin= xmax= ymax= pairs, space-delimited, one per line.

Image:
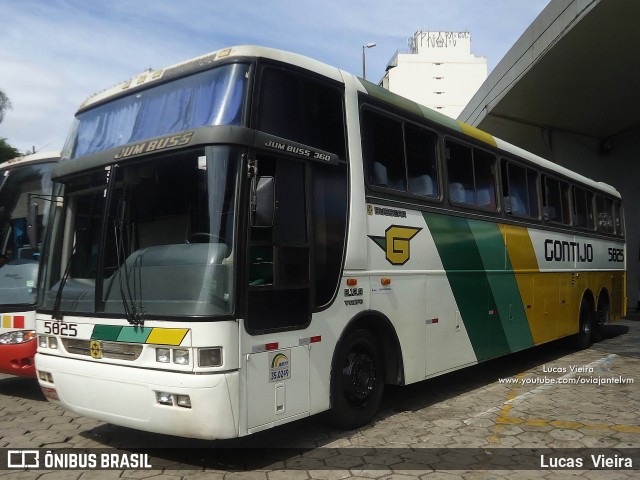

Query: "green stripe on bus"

xmin=117 ymin=326 xmax=153 ymax=343
xmin=360 ymin=80 xmax=462 ymax=133
xmin=91 ymin=325 xmax=122 ymax=341
xmin=467 ymin=220 xmax=534 ymax=352
xmin=423 ymin=213 xmax=510 ymax=361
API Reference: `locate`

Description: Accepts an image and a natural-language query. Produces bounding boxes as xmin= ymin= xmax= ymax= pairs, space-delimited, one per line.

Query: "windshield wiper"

xmin=51 ymin=244 xmax=76 ymax=321
xmin=112 ymin=192 xmax=145 ymax=326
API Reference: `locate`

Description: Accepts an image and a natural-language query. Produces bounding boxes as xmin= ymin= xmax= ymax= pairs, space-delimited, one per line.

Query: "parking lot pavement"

xmin=1 ymin=314 xmax=638 ymax=479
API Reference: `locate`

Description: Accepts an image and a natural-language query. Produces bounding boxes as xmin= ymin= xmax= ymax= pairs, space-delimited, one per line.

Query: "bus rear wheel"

xmin=573 ymin=301 xmax=594 ymax=350
xmin=327 ymin=328 xmax=384 ymax=430
xmin=592 ymin=299 xmax=610 ymax=343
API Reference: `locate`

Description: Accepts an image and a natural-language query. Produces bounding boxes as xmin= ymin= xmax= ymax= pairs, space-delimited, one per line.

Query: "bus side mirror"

xmin=27 ymin=201 xmax=39 ymax=251
xmin=251 ymin=176 xmax=275 ymax=227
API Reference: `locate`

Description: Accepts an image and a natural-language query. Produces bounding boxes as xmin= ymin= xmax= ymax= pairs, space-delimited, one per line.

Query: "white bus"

xmin=35 ymin=46 xmax=625 ymax=439
xmin=0 ymin=151 xmax=58 ymax=377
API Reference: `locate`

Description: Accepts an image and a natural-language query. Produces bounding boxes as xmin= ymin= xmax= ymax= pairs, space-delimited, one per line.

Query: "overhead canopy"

xmin=460 ymin=0 xmax=640 ymax=143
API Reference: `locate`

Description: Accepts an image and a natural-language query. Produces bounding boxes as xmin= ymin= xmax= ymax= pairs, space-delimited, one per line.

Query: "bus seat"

xmin=476 ymin=188 xmax=493 ymax=208
xmin=449 ymin=182 xmax=466 ymax=203
xmin=505 ymin=195 xmax=525 ymax=215
xmin=388 ymin=176 xmax=406 ymax=190
xmin=409 ymin=175 xmax=434 ymax=196
xmin=371 ymin=162 xmax=388 ymax=186
xmin=543 ymin=206 xmax=557 ymax=221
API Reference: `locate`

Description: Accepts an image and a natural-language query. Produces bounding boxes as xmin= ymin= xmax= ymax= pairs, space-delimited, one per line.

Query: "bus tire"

xmin=327 ymin=328 xmax=385 ymax=430
xmin=592 ymin=295 xmax=610 ymax=343
xmin=573 ymin=301 xmax=594 ymax=350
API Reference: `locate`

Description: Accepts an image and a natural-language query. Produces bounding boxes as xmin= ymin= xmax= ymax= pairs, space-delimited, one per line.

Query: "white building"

xmin=380 ymin=31 xmax=488 ymax=119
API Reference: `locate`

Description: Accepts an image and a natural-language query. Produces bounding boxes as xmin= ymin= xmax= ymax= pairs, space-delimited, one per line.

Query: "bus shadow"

xmin=601 ymin=323 xmax=629 ymax=339
xmin=380 ymin=339 xmax=573 ymax=416
xmin=380 ymin=321 xmax=631 ymax=416
xmin=75 ymin=322 xmax=634 ymax=469
xmin=72 ymin=341 xmax=568 ymax=468
xmin=0 ymin=376 xmax=46 ymax=402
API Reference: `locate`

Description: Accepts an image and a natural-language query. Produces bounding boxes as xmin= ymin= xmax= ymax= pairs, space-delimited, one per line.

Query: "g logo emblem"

xmin=89 ymin=340 xmax=103 ymax=359
xmin=369 ymin=225 xmax=422 ymax=265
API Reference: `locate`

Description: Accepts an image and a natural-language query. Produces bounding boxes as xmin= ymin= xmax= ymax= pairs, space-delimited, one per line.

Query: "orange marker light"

xmin=346 ymin=278 xmax=358 ymax=286
xmin=381 ymin=278 xmax=391 ymax=286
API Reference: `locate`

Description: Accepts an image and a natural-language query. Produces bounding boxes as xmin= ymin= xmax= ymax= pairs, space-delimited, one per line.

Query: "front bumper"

xmin=35 ymin=352 xmax=240 ymax=440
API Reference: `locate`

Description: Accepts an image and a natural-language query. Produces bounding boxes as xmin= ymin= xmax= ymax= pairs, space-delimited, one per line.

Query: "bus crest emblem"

xmin=90 ymin=340 xmax=103 ymax=359
xmin=369 ymin=225 xmax=422 ymax=265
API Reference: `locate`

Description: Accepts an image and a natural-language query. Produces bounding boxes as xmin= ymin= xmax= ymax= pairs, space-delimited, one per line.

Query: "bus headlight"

xmin=198 ymin=347 xmax=222 ymax=367
xmin=156 ymin=392 xmax=174 ymax=406
xmin=155 ymin=391 xmax=191 ymax=408
xmin=38 ymin=335 xmax=58 ymax=349
xmin=155 ymin=348 xmax=190 ymax=365
xmin=156 ymin=348 xmax=171 ymax=363
xmin=38 ymin=370 xmax=54 ymax=383
xmin=0 ymin=330 xmax=36 ymax=345
xmin=173 ymin=349 xmax=190 ymax=365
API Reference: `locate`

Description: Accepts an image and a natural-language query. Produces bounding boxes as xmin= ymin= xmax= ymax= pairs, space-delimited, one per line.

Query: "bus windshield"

xmin=0 ymin=162 xmax=54 ymax=305
xmin=64 ymin=62 xmax=249 ymax=159
xmin=40 ymin=147 xmax=237 ymax=319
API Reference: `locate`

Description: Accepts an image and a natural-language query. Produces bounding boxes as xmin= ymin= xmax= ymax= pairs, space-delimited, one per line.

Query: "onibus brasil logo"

xmin=369 ymin=225 xmax=422 ymax=265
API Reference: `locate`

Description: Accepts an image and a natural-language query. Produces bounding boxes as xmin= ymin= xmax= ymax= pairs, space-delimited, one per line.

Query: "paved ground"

xmin=0 ymin=314 xmax=638 ymax=479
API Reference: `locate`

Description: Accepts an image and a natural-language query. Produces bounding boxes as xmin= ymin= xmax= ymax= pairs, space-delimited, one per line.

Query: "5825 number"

xmin=43 ymin=321 xmax=78 ymax=337
xmin=608 ymin=247 xmax=624 ymax=263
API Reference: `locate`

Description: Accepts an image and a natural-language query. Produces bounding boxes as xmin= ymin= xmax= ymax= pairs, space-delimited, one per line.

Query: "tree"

xmin=0 ymin=138 xmax=20 ymax=162
xmin=0 ymin=89 xmax=21 ymax=161
xmin=0 ymin=89 xmax=11 ymax=124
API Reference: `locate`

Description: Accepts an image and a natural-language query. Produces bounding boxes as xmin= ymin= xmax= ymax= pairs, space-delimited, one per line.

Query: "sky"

xmin=0 ymin=0 xmax=550 ymax=155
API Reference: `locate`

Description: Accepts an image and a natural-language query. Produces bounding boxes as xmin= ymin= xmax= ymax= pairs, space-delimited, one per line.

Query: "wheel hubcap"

xmin=342 ymin=350 xmax=376 ymax=404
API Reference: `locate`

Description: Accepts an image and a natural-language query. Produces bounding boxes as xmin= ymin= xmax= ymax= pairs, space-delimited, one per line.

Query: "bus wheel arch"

xmin=593 ymin=288 xmax=610 ymax=342
xmin=574 ymin=290 xmax=596 ymax=350
xmin=326 ymin=311 xmax=403 ymax=429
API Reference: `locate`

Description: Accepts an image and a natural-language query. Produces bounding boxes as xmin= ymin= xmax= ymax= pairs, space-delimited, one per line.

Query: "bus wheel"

xmin=327 ymin=328 xmax=384 ymax=429
xmin=592 ymin=301 xmax=609 ymax=343
xmin=573 ymin=301 xmax=594 ymax=350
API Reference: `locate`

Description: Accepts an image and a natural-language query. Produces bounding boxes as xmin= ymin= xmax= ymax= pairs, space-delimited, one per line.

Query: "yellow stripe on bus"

xmin=457 ymin=121 xmax=497 ymax=147
xmin=498 ymin=224 xmax=548 ymax=343
xmin=146 ymin=328 xmax=189 ymax=346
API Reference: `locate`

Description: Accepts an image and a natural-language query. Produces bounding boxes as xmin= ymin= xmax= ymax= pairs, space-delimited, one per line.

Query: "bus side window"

xmin=405 ymin=123 xmax=438 ymax=197
xmin=613 ymin=201 xmax=624 ymax=236
xmin=446 ymin=140 xmax=496 ymax=210
xmin=446 ymin=140 xmax=473 ymax=205
xmin=362 ymin=109 xmax=406 ymax=191
xmin=542 ymin=176 xmax=573 ymax=225
xmin=596 ymin=194 xmax=614 ymax=234
xmin=257 ymin=66 xmax=346 ymax=159
xmin=573 ymin=186 xmax=595 ymax=229
xmin=473 ymin=149 xmax=497 ymax=210
xmin=502 ymin=160 xmax=539 ymax=218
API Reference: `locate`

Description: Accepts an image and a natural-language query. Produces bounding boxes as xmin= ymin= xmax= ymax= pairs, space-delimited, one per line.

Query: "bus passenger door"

xmin=245 ymin=155 xmax=312 ymax=430
xmin=246 ymin=156 xmax=311 ymax=331
xmin=245 ymin=346 xmax=310 ymax=433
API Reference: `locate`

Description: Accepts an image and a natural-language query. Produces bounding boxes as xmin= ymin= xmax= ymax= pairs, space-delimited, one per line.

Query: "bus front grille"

xmin=62 ymin=339 xmax=143 ymax=361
